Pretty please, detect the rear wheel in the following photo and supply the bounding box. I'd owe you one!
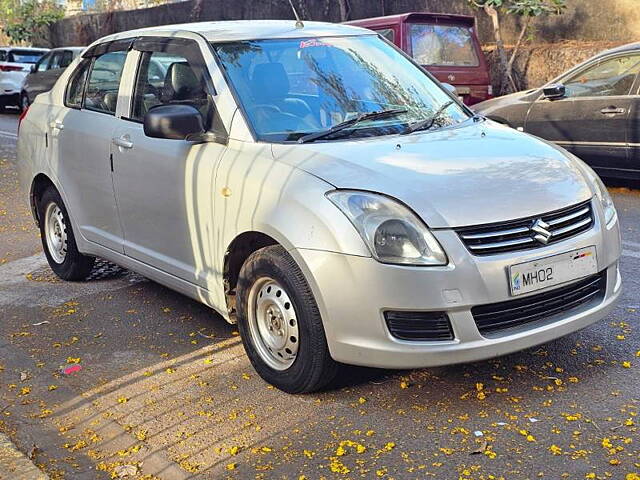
[19,92,30,112]
[236,245,338,393]
[38,186,94,280]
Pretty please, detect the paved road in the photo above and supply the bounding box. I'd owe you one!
[0,111,638,480]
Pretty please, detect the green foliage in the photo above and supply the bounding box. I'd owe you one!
[3,0,64,44]
[507,0,566,17]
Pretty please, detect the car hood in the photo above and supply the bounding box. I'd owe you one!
[271,120,592,228]
[474,88,537,114]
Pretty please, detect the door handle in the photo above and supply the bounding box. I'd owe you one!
[600,106,626,115]
[112,136,133,149]
[48,120,64,130]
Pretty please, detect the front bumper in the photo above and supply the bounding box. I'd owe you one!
[293,202,622,369]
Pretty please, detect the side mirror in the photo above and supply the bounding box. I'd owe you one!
[143,104,205,141]
[542,83,566,100]
[30,64,36,73]
[442,82,457,95]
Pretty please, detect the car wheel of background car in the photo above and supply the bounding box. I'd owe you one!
[236,245,339,393]
[38,186,95,281]
[20,92,30,112]
[0,97,6,113]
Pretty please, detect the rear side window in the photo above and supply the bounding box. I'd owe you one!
[60,50,74,68]
[49,51,64,70]
[409,24,479,67]
[85,51,127,115]
[36,53,51,72]
[65,59,91,108]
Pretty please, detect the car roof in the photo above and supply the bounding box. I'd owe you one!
[0,46,49,52]
[50,46,85,52]
[346,12,476,26]
[597,41,640,57]
[98,20,371,44]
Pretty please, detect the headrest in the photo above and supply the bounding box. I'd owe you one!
[250,62,290,99]
[164,62,201,100]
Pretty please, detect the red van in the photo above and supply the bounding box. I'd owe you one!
[346,12,492,105]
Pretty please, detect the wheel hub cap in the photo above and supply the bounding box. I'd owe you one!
[44,203,67,264]
[248,278,299,370]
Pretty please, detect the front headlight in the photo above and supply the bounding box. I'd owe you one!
[585,169,617,228]
[326,190,447,266]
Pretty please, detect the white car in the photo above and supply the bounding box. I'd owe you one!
[0,46,49,111]
[17,21,622,393]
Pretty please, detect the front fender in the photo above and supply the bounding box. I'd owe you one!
[215,140,371,259]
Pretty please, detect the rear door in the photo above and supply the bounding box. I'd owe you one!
[627,71,640,178]
[525,53,640,175]
[51,42,131,252]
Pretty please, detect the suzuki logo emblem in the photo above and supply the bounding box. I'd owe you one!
[531,219,552,245]
[448,74,456,82]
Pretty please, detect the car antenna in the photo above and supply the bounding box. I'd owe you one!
[288,0,304,29]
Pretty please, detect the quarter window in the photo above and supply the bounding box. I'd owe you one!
[65,59,91,108]
[563,54,640,98]
[376,28,395,43]
[85,51,127,115]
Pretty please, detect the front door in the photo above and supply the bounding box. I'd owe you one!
[525,53,640,176]
[52,49,128,252]
[111,39,228,287]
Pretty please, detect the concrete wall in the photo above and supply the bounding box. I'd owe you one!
[47,0,640,48]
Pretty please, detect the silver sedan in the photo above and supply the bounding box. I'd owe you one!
[17,20,621,393]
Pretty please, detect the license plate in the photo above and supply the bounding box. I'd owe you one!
[509,246,597,296]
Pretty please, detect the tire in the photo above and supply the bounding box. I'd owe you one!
[236,245,339,393]
[38,186,95,281]
[19,92,30,112]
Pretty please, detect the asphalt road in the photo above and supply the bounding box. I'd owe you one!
[0,111,638,480]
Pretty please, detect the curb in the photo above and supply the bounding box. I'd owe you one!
[0,433,49,480]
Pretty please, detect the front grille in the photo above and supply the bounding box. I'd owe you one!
[385,311,454,341]
[472,271,606,336]
[456,200,594,255]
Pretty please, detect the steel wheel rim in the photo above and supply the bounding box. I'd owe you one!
[247,277,300,371]
[44,202,67,264]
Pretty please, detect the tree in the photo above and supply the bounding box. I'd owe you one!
[3,0,64,45]
[468,0,566,94]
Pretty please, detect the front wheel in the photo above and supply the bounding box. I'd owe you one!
[236,245,338,393]
[38,186,95,280]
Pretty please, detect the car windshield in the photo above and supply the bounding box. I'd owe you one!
[409,24,479,67]
[8,50,47,64]
[213,35,470,142]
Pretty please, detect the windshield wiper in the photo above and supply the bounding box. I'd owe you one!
[402,100,455,135]
[297,108,407,144]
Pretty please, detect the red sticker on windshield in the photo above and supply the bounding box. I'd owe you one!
[299,39,327,48]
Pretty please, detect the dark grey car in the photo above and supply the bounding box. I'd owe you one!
[20,47,84,110]
[475,42,640,181]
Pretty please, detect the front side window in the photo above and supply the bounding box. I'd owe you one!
[65,59,91,108]
[563,54,640,98]
[131,50,212,123]
[85,51,127,115]
[409,24,479,67]
[214,35,469,142]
